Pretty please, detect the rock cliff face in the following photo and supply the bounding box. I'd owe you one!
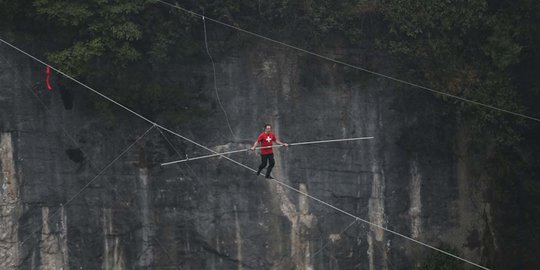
[0,44,493,269]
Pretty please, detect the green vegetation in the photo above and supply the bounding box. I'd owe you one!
[381,0,538,146]
[1,0,206,124]
[2,0,536,134]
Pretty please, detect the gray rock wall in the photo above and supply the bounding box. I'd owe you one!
[0,43,492,269]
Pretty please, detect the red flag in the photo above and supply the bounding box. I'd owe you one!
[45,65,52,90]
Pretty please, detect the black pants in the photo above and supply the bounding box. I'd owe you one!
[257,154,275,177]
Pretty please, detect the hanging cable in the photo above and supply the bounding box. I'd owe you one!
[12,125,155,255]
[155,0,540,123]
[202,15,238,140]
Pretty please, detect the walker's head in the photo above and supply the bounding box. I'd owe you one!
[263,124,271,133]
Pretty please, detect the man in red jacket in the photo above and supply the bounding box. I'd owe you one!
[250,124,288,178]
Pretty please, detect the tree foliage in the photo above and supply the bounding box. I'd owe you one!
[0,0,209,124]
[379,0,538,146]
[0,0,536,138]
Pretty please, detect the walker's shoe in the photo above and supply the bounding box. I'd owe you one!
[265,175,273,179]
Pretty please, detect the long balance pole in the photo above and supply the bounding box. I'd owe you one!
[161,136,374,166]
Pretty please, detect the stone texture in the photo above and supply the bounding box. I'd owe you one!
[0,43,493,269]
